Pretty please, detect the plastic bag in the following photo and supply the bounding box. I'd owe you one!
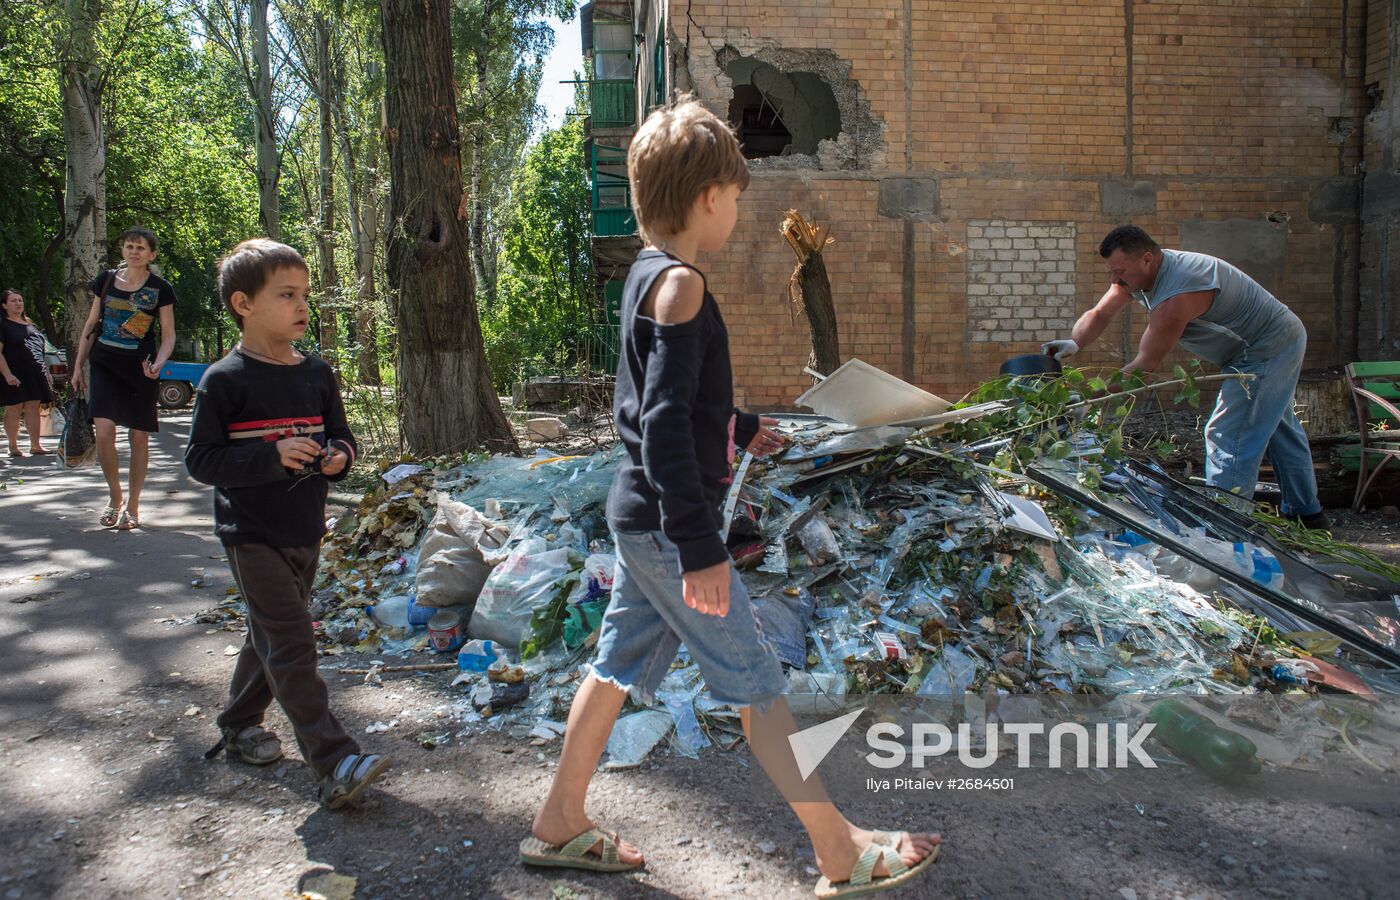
[1130,528,1285,593]
[468,538,575,646]
[414,497,512,609]
[798,515,840,564]
[40,404,65,438]
[57,395,95,468]
[916,644,978,698]
[582,552,616,594]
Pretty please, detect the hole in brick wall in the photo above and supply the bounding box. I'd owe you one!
[1266,211,1290,227]
[724,58,842,159]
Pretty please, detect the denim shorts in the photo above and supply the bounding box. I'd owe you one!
[590,530,787,708]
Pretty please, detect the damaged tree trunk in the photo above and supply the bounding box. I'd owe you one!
[782,210,840,376]
[379,0,518,457]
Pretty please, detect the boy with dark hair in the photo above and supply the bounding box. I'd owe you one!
[186,238,389,808]
[519,100,939,898]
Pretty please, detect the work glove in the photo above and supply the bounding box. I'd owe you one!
[1041,339,1079,360]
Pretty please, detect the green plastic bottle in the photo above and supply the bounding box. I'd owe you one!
[1147,700,1262,782]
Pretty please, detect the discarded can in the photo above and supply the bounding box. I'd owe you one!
[457,639,501,672]
[428,609,466,654]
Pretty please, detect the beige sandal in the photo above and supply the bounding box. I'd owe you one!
[519,827,643,873]
[814,841,939,898]
[99,505,121,528]
[117,509,140,530]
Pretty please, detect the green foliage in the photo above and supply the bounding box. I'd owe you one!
[454,0,576,307]
[484,110,593,389]
[1252,507,1400,582]
[947,367,1146,481]
[0,2,259,353]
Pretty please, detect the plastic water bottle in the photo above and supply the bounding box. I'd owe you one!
[1147,699,1261,782]
[368,595,411,630]
[406,595,435,627]
[1230,542,1285,590]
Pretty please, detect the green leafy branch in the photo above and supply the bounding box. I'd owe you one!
[939,366,1254,487]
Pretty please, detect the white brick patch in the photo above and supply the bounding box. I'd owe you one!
[964,220,1077,343]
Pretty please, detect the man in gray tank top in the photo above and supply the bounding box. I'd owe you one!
[1041,225,1326,528]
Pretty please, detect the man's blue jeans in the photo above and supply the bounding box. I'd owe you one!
[1204,314,1322,517]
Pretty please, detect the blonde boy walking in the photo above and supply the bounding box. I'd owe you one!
[519,100,940,898]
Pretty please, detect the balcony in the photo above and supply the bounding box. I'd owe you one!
[591,143,635,237]
[590,79,635,129]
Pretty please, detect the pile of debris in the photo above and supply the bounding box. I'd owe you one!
[303,359,1398,769]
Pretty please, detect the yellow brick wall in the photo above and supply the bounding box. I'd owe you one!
[671,1,1368,408]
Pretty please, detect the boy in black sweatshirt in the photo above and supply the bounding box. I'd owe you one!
[520,101,939,898]
[186,239,389,809]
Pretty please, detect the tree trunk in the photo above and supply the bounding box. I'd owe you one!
[252,0,279,239]
[60,0,107,362]
[315,14,339,372]
[468,3,493,310]
[798,256,840,375]
[34,230,64,341]
[781,210,841,375]
[354,169,381,385]
[379,0,518,456]
[333,64,381,386]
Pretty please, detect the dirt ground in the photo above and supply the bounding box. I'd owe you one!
[2,414,1399,900]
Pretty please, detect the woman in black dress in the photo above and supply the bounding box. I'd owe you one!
[70,227,177,529]
[1,288,53,457]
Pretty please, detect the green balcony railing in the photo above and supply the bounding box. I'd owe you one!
[593,206,636,237]
[591,142,635,237]
[591,79,635,128]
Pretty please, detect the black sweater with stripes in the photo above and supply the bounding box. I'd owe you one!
[185,349,356,547]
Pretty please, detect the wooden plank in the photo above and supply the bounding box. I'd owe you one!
[1361,381,1400,399]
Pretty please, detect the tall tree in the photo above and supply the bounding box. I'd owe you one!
[250,0,278,237]
[336,66,382,385]
[277,0,380,382]
[189,0,283,238]
[59,0,107,358]
[0,28,65,340]
[380,0,517,455]
[454,0,571,310]
[313,11,338,366]
[485,109,592,388]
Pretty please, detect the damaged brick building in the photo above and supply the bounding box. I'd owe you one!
[582,1,1400,407]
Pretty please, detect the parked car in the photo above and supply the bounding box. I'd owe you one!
[157,361,210,409]
[34,343,206,408]
[42,337,68,386]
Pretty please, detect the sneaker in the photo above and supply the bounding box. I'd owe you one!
[318,753,391,810]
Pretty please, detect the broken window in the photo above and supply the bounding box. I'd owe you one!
[724,58,842,159]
